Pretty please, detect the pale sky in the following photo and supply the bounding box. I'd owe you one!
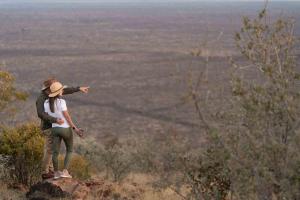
[1,0,300,4]
[0,0,300,3]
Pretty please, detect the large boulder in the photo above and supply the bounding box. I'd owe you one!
[26,178,90,200]
[26,178,144,200]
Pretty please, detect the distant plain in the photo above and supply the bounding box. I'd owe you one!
[0,1,299,138]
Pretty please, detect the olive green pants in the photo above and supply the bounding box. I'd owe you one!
[51,127,73,171]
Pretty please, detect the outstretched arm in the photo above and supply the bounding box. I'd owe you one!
[62,86,89,95]
[62,87,80,95]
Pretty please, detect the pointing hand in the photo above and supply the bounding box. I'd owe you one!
[80,86,89,94]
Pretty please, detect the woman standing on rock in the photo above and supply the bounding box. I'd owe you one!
[44,81,84,179]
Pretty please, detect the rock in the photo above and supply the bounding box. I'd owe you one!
[26,178,144,200]
[26,178,90,200]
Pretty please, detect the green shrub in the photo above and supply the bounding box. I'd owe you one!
[58,154,91,180]
[0,123,44,186]
[75,136,134,182]
[0,69,27,113]
[183,141,231,200]
[184,6,300,199]
[101,136,133,182]
[228,8,300,199]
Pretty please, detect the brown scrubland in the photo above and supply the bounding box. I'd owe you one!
[0,1,300,200]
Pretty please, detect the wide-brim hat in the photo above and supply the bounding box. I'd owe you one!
[48,82,66,97]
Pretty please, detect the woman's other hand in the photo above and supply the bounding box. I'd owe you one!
[74,127,84,138]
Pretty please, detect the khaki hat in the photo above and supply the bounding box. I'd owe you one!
[48,82,66,97]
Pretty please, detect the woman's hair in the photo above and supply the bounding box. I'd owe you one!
[49,95,60,113]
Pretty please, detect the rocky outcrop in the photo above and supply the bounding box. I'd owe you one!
[26,178,144,200]
[26,178,90,200]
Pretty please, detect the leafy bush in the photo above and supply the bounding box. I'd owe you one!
[75,135,134,182]
[0,68,27,113]
[183,135,231,200]
[144,130,231,200]
[0,123,44,186]
[228,8,300,199]
[58,154,91,180]
[185,6,300,200]
[101,136,133,182]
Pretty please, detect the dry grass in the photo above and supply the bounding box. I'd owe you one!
[0,182,25,200]
[86,173,186,200]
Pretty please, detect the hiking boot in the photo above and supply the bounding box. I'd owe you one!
[42,172,54,180]
[60,169,72,178]
[53,171,61,180]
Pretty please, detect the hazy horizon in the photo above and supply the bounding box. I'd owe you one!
[1,0,300,3]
